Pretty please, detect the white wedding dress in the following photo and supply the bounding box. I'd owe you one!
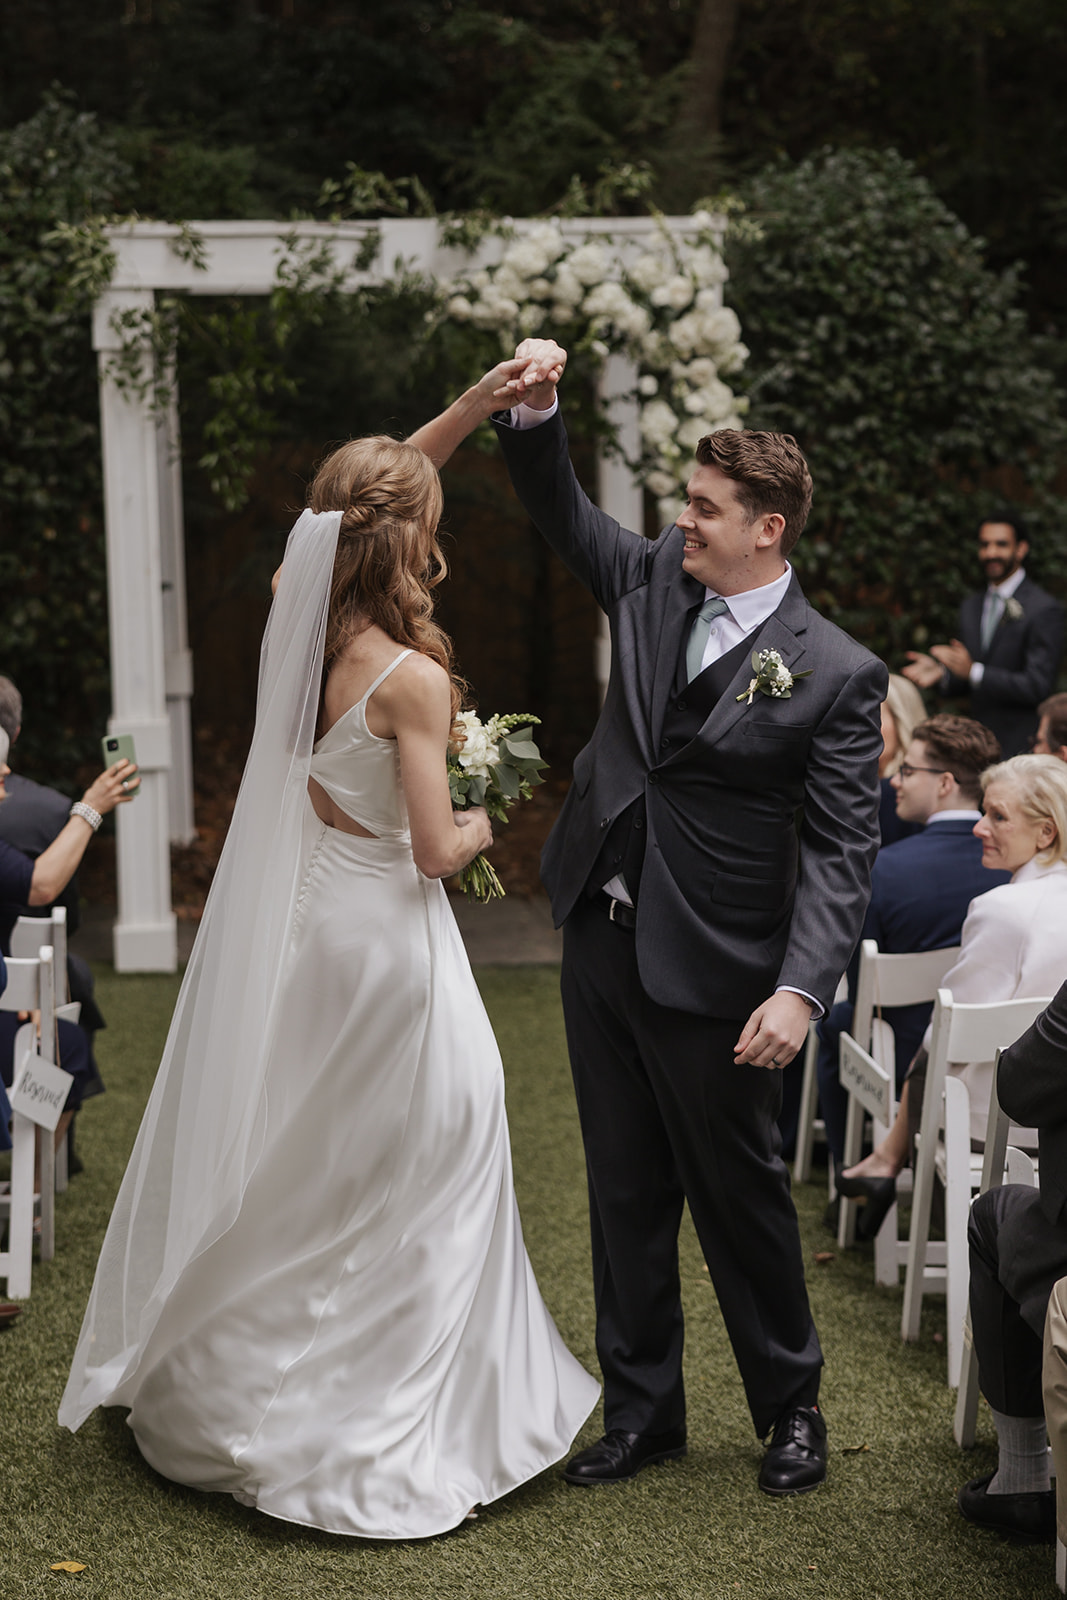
[59,514,597,1541]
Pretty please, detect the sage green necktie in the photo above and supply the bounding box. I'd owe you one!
[686,596,730,683]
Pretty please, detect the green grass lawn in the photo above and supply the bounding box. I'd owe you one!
[0,965,1054,1598]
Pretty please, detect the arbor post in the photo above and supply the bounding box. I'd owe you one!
[92,288,178,973]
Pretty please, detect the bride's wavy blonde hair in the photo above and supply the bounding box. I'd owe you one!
[308,436,466,723]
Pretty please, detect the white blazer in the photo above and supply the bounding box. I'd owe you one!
[922,855,1067,1139]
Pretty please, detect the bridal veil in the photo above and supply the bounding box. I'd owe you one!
[60,509,342,1429]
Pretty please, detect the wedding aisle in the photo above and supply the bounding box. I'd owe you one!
[0,963,1050,1599]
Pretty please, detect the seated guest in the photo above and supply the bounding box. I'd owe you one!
[838,754,1067,1234]
[777,674,932,1158]
[1034,692,1067,762]
[877,674,928,846]
[815,716,1006,1189]
[957,979,1067,1542]
[0,676,108,1107]
[0,726,136,1154]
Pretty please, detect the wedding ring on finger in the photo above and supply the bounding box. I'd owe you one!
[121,779,129,790]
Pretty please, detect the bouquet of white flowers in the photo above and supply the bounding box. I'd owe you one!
[447,711,548,901]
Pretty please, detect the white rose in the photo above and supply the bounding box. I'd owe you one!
[627,252,672,293]
[640,398,680,449]
[468,269,491,292]
[566,241,610,286]
[689,208,714,230]
[702,306,742,348]
[684,357,716,385]
[658,494,686,527]
[677,415,711,451]
[493,264,527,302]
[551,265,584,311]
[650,275,695,312]
[527,276,552,299]
[645,468,677,497]
[637,374,659,396]
[455,713,501,779]
[690,248,728,289]
[518,302,545,334]
[446,295,473,322]
[717,340,748,375]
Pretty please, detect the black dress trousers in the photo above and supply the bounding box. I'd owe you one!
[561,898,823,1440]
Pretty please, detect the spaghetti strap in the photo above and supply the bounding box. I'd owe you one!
[361,649,415,705]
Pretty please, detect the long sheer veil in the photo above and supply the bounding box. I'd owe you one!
[60,509,343,1430]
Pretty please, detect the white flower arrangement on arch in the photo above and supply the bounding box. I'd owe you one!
[440,212,750,528]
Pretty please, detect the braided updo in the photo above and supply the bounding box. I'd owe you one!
[308,436,466,723]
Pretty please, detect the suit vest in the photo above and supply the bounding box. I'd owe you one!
[587,616,770,902]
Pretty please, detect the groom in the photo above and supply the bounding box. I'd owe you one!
[493,339,886,1495]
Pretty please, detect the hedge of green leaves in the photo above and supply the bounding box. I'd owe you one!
[728,147,1067,665]
[0,94,121,781]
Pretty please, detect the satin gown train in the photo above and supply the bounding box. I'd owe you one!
[117,651,598,1538]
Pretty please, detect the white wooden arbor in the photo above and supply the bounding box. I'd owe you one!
[95,215,713,970]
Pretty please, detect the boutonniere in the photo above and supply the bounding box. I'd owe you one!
[737,648,813,706]
[1002,597,1024,624]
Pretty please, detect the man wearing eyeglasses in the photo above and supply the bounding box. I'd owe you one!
[816,714,1009,1198]
[902,511,1064,757]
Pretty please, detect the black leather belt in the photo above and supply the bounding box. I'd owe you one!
[597,892,637,930]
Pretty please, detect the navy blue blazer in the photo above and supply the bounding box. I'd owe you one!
[849,816,1010,1068]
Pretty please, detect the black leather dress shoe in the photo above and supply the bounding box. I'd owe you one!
[957,1473,1055,1543]
[562,1427,687,1485]
[758,1405,827,1496]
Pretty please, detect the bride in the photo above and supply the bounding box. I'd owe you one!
[59,357,598,1539]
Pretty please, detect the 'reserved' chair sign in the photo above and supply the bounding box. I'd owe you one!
[10,1046,73,1134]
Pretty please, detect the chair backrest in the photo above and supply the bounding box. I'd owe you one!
[0,947,57,1065]
[931,989,1052,1071]
[852,942,961,1054]
[0,956,41,1014]
[10,907,68,1004]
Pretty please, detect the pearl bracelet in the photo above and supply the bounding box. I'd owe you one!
[70,801,103,833]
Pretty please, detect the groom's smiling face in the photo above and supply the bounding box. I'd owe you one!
[677,465,785,596]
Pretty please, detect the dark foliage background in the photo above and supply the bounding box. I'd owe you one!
[1,2,1066,813]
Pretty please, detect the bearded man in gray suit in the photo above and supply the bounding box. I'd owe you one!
[414,338,886,1498]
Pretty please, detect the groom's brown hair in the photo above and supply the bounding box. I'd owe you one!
[695,430,813,556]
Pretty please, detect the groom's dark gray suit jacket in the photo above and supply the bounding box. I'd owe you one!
[494,409,887,1022]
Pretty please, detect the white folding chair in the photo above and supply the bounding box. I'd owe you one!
[902,990,1049,1387]
[836,942,960,1280]
[0,947,62,1297]
[954,1050,1040,1446]
[11,908,80,1191]
[794,973,849,1185]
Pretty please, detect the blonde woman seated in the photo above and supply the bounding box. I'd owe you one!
[838,754,1067,1232]
[878,673,928,846]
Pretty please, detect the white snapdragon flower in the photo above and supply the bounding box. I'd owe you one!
[650,275,695,312]
[566,241,610,286]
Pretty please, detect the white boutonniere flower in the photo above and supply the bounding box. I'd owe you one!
[1003,597,1024,624]
[737,648,814,706]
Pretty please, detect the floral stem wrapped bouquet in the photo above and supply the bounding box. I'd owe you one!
[448,711,548,902]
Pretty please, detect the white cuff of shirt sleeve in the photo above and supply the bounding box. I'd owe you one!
[776,985,823,1021]
[510,396,559,429]
[969,662,985,686]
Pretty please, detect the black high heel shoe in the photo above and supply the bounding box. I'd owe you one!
[835,1173,897,1240]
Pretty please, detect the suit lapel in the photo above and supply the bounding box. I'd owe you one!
[651,567,705,738]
